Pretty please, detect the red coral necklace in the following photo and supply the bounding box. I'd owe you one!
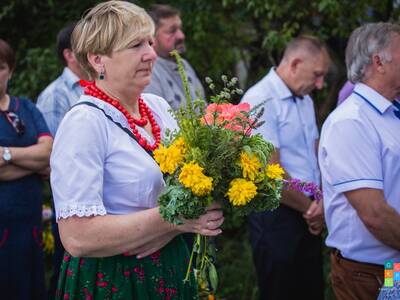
[82,81,161,151]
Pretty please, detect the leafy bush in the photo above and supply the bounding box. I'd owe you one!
[10,47,61,101]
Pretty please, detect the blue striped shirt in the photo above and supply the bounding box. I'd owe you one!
[36,67,83,136]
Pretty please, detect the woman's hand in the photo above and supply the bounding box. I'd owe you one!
[124,230,178,259]
[177,202,224,236]
[37,166,51,180]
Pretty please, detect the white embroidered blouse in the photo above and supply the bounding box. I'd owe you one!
[50,93,178,220]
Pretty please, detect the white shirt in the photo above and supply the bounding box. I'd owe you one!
[319,83,400,264]
[50,93,178,220]
[241,68,320,185]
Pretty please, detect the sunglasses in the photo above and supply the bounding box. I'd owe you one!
[3,111,25,136]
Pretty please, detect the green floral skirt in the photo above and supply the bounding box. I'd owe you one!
[55,236,198,300]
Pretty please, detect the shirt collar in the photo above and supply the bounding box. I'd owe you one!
[267,68,297,101]
[353,83,393,114]
[62,67,80,89]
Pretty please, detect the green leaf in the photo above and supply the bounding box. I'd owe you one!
[208,262,218,292]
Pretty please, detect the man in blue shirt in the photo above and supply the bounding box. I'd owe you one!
[320,22,400,300]
[241,35,330,300]
[36,22,86,299]
[37,22,86,136]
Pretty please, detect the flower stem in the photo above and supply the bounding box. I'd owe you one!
[184,233,199,282]
[200,236,207,270]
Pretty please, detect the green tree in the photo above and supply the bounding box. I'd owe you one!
[0,0,98,99]
[170,0,400,122]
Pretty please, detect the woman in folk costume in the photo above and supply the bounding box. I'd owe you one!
[51,1,224,299]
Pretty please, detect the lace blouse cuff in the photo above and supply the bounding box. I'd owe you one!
[56,204,107,220]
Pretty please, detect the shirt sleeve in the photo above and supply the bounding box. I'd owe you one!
[22,98,52,138]
[319,118,383,193]
[50,106,108,220]
[253,98,280,148]
[37,91,71,137]
[308,98,319,140]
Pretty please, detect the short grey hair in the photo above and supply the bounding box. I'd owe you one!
[346,22,400,83]
[282,35,328,60]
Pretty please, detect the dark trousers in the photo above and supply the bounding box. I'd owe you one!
[47,216,64,300]
[330,250,383,300]
[249,205,324,300]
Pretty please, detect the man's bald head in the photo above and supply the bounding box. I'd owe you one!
[282,35,328,62]
[277,35,330,96]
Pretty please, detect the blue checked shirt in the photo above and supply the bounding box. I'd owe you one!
[36,67,83,136]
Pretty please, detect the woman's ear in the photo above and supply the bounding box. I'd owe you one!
[87,53,103,74]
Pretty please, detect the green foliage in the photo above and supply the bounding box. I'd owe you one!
[158,181,208,225]
[184,0,400,87]
[11,47,61,100]
[1,0,98,100]
[2,0,400,113]
[245,134,274,166]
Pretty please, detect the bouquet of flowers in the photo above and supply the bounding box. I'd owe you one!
[154,51,321,297]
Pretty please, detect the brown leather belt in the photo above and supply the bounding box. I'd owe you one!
[331,248,383,268]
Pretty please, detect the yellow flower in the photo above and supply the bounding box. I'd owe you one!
[43,224,54,254]
[179,161,213,196]
[240,151,261,181]
[266,164,285,180]
[173,136,186,153]
[226,178,257,206]
[154,137,186,174]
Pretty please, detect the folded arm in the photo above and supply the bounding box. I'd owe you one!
[0,136,53,172]
[0,164,34,181]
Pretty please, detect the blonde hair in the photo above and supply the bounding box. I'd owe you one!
[72,0,155,79]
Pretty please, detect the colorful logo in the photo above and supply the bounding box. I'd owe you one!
[384,260,400,288]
